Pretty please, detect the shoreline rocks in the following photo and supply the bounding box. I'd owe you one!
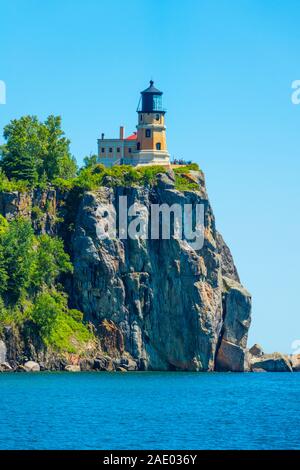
[246,345,294,372]
[1,350,299,373]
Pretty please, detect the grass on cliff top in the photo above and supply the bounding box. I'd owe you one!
[52,162,201,192]
[0,161,201,193]
[53,165,169,191]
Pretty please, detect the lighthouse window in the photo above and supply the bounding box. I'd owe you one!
[140,114,143,121]
[145,129,151,138]
[156,114,160,121]
[117,147,120,153]
[137,142,140,150]
[128,148,132,153]
[101,147,105,153]
[109,148,112,153]
[156,143,161,150]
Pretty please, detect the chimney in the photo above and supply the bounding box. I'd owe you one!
[101,133,105,140]
[119,126,124,140]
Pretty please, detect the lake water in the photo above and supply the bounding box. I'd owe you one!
[0,372,299,450]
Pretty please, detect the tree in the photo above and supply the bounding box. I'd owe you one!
[83,153,98,169]
[0,115,77,185]
[43,115,77,180]
[2,218,35,302]
[30,290,66,336]
[0,116,44,185]
[30,234,73,292]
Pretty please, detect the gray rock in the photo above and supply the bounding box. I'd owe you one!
[156,170,175,189]
[120,357,137,371]
[289,354,300,372]
[79,358,95,371]
[215,277,251,372]
[24,361,40,372]
[250,353,293,372]
[0,362,12,372]
[64,365,81,372]
[215,340,245,372]
[71,182,252,372]
[0,175,252,373]
[15,365,28,372]
[249,343,264,357]
[216,233,240,283]
[252,367,267,373]
[93,356,114,371]
[0,340,7,363]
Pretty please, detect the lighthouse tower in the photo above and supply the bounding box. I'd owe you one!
[133,80,170,166]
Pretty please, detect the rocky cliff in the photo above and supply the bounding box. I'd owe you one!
[0,169,253,372]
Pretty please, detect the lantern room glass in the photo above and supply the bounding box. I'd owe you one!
[153,94,162,111]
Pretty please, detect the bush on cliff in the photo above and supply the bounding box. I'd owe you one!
[30,290,93,353]
[173,164,200,191]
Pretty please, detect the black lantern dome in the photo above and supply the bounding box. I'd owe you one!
[138,80,165,113]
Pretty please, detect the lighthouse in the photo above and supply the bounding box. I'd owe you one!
[98,81,170,167]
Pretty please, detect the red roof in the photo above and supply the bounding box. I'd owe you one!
[125,132,137,141]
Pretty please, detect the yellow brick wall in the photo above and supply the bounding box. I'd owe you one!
[137,113,167,152]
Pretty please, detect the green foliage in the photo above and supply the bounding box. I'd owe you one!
[0,245,8,295]
[0,116,43,185]
[173,163,199,174]
[0,301,11,328]
[83,154,98,169]
[46,310,92,353]
[137,165,167,185]
[30,290,92,353]
[31,206,44,221]
[0,215,92,354]
[2,218,35,303]
[52,177,75,192]
[0,169,30,192]
[174,175,199,191]
[52,163,198,193]
[30,290,64,336]
[69,164,168,191]
[0,214,8,236]
[30,234,73,292]
[0,115,77,186]
[173,164,200,191]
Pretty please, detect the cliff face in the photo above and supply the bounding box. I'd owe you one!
[70,171,251,371]
[0,170,252,371]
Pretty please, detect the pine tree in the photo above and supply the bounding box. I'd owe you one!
[1,150,38,185]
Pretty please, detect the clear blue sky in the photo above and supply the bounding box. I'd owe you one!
[1,0,300,353]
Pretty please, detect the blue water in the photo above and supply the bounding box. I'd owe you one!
[0,372,299,450]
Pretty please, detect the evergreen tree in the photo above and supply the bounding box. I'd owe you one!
[0,115,77,185]
[0,116,45,185]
